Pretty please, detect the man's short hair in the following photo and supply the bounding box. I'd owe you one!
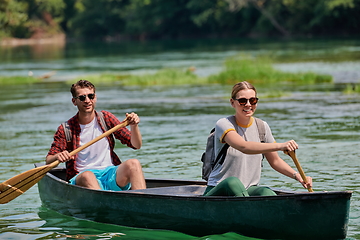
[70,80,95,97]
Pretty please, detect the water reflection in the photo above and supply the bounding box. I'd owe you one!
[1,38,359,83]
[37,208,196,240]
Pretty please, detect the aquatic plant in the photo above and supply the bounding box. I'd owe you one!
[343,84,360,94]
[208,55,333,85]
[3,55,333,92]
[121,68,207,86]
[70,73,131,85]
[70,68,207,86]
[0,76,39,85]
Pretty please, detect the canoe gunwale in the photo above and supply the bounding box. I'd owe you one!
[40,164,352,202]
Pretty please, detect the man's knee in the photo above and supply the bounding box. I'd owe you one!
[79,171,96,180]
[124,159,143,171]
[76,171,98,188]
[116,159,143,179]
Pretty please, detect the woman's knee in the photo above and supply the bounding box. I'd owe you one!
[248,186,276,196]
[224,176,242,188]
[221,177,248,197]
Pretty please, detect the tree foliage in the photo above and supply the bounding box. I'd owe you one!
[0,0,359,40]
[0,0,65,38]
[0,0,28,38]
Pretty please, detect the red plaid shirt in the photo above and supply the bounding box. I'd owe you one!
[47,110,135,180]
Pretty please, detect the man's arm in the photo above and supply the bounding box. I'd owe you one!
[46,125,73,164]
[46,151,74,164]
[126,112,142,149]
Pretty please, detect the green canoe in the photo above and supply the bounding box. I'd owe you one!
[36,164,352,240]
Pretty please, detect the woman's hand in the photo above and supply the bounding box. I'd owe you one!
[295,173,313,190]
[280,140,298,152]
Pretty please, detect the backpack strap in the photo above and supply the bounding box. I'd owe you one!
[98,111,109,132]
[254,117,266,161]
[98,111,116,147]
[217,143,230,166]
[254,117,266,143]
[211,128,229,167]
[216,116,236,166]
[61,121,72,151]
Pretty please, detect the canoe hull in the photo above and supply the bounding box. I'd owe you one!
[37,167,351,240]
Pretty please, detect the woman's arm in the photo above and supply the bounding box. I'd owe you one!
[265,151,313,189]
[224,130,298,154]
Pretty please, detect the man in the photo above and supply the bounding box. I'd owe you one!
[46,80,146,191]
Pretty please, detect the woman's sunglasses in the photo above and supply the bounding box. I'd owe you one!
[74,93,95,101]
[233,97,259,105]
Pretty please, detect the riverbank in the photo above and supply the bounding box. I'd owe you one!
[0,34,65,47]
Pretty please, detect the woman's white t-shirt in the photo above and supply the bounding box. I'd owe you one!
[207,116,275,188]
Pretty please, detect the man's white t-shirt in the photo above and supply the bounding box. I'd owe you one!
[76,117,113,172]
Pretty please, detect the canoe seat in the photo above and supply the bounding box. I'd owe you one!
[127,185,207,196]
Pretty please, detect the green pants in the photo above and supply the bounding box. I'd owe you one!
[203,176,276,197]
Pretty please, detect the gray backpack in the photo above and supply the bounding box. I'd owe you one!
[201,116,265,181]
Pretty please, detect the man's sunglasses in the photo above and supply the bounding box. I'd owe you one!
[74,93,95,101]
[233,97,259,105]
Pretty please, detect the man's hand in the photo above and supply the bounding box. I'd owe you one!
[126,112,140,126]
[54,151,74,163]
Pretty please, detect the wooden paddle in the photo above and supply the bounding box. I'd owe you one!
[286,150,314,192]
[0,119,129,204]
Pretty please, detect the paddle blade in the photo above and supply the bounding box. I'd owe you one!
[0,162,58,204]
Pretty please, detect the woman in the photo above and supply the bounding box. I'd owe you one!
[204,81,312,197]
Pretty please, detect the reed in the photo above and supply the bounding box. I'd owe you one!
[0,76,39,85]
[343,84,360,94]
[121,68,207,86]
[68,73,130,85]
[4,55,332,90]
[71,68,207,86]
[208,56,333,85]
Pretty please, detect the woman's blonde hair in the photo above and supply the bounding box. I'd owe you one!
[231,81,257,99]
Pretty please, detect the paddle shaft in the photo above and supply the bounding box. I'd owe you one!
[287,151,314,192]
[49,118,130,168]
[0,118,129,203]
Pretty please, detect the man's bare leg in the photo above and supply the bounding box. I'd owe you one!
[75,171,101,190]
[116,159,146,190]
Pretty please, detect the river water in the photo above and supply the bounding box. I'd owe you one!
[0,38,359,239]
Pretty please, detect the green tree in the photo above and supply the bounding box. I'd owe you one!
[25,0,66,38]
[70,0,128,39]
[122,0,196,39]
[274,0,360,36]
[0,0,28,38]
[2,0,360,40]
[224,0,360,37]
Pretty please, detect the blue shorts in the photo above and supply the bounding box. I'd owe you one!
[69,165,131,191]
